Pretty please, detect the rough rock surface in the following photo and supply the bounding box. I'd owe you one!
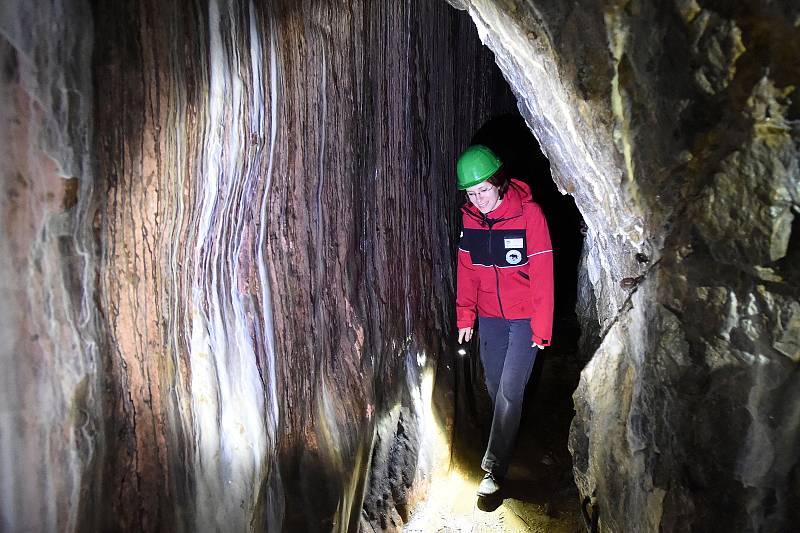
[1,0,513,531]
[452,0,799,531]
[0,3,100,531]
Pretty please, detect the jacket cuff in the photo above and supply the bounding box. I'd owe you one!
[532,333,551,346]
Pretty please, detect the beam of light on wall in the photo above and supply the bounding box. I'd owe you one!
[404,352,478,530]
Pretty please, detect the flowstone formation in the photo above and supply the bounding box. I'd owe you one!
[451,0,799,530]
[2,0,514,531]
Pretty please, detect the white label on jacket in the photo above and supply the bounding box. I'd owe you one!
[504,238,523,248]
[506,250,522,264]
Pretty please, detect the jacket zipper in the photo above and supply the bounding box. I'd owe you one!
[485,218,507,319]
[494,265,506,318]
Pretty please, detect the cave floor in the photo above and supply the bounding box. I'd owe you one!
[406,314,585,532]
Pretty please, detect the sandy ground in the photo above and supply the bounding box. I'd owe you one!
[403,461,582,533]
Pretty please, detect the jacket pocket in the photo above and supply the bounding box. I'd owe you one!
[517,270,530,281]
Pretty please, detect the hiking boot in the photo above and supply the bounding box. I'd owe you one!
[477,473,501,497]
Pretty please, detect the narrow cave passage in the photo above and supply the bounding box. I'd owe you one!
[6,0,796,532]
[9,0,594,530]
[0,0,601,527]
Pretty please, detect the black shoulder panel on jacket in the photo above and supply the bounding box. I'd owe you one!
[461,228,528,267]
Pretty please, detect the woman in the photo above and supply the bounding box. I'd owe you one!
[455,144,554,497]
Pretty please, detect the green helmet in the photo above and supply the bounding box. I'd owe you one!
[456,145,502,190]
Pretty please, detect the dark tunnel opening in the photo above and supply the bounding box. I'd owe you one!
[439,111,589,526]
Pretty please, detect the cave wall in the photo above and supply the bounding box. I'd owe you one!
[92,0,515,530]
[1,0,514,531]
[451,0,799,530]
[0,2,100,531]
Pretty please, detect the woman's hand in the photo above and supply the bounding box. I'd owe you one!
[532,342,545,350]
[458,327,473,344]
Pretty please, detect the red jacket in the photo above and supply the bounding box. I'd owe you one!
[456,179,554,346]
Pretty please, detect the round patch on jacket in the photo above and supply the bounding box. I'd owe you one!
[506,249,522,265]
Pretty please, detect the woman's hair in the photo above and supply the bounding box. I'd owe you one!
[487,166,510,198]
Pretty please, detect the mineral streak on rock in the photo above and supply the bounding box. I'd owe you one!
[456,0,800,531]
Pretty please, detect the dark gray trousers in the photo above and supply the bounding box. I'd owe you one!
[478,316,539,478]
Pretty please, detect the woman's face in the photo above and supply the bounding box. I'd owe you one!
[466,181,501,214]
